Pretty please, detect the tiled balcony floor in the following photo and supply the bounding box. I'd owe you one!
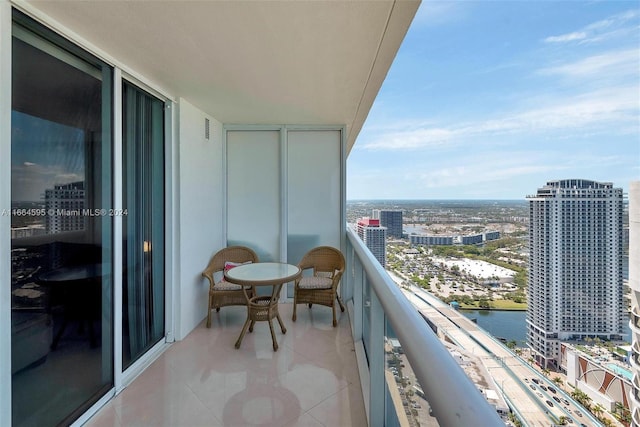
[85,303,366,427]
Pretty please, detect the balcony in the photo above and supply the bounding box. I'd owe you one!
[83,229,502,427]
[632,341,640,371]
[85,303,365,427]
[631,306,640,333]
[633,373,640,405]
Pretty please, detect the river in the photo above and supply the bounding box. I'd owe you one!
[460,255,630,346]
[460,309,632,347]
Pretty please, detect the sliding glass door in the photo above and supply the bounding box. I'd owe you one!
[122,82,165,369]
[9,11,167,425]
[10,11,113,426]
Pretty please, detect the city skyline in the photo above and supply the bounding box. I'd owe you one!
[347,1,639,200]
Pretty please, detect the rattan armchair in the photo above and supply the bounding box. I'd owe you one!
[202,246,259,328]
[292,246,345,327]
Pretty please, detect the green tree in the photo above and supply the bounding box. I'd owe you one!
[614,401,632,426]
[592,403,604,419]
[478,299,491,309]
[513,270,527,288]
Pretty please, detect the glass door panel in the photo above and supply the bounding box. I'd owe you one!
[122,82,165,369]
[11,13,113,426]
[286,130,342,297]
[226,130,281,262]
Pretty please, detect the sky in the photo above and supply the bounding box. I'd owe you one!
[347,0,640,200]
[12,111,85,201]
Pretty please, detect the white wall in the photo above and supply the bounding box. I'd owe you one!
[630,181,640,301]
[176,98,224,340]
[630,181,640,421]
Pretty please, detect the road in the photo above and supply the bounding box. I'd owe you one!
[389,271,604,427]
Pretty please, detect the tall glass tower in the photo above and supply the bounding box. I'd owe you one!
[373,209,403,239]
[356,218,387,268]
[526,179,624,369]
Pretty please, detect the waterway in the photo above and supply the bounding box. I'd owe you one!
[460,309,632,347]
[460,309,528,346]
[460,255,630,346]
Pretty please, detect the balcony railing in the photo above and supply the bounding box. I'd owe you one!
[633,374,640,405]
[631,306,640,332]
[343,227,504,426]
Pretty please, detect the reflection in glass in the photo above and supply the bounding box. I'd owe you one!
[122,82,165,369]
[11,13,113,426]
[385,321,437,426]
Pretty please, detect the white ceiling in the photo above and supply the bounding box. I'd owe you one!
[23,0,419,152]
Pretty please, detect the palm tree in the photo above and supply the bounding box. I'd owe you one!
[570,389,581,400]
[542,368,551,377]
[600,418,614,427]
[613,401,632,426]
[552,377,563,386]
[571,388,592,409]
[592,403,604,419]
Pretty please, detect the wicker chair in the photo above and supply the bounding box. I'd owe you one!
[202,246,259,328]
[292,246,345,327]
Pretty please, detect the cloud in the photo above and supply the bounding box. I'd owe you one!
[545,32,587,43]
[361,84,638,151]
[544,9,639,44]
[538,48,640,78]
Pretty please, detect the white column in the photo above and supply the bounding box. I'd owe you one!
[630,181,640,427]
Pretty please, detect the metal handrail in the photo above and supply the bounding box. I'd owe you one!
[346,228,503,426]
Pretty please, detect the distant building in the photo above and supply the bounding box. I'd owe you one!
[44,181,85,234]
[11,225,45,239]
[410,235,454,246]
[461,234,483,245]
[484,231,500,242]
[527,179,624,369]
[356,218,387,267]
[373,209,403,238]
[560,343,632,414]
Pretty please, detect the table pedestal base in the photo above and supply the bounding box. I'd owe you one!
[235,294,286,351]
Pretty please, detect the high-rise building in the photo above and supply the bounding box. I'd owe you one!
[628,181,639,426]
[44,181,85,234]
[373,209,403,238]
[356,218,387,267]
[526,179,624,369]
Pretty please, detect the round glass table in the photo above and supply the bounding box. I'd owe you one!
[224,262,301,351]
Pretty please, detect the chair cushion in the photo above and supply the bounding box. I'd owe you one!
[213,280,243,291]
[224,260,252,271]
[298,276,332,290]
[216,261,252,289]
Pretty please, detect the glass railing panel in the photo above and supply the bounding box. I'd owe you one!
[345,227,503,427]
[633,310,640,329]
[363,276,372,364]
[385,320,440,427]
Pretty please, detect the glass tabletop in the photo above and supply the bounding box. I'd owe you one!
[224,262,300,286]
